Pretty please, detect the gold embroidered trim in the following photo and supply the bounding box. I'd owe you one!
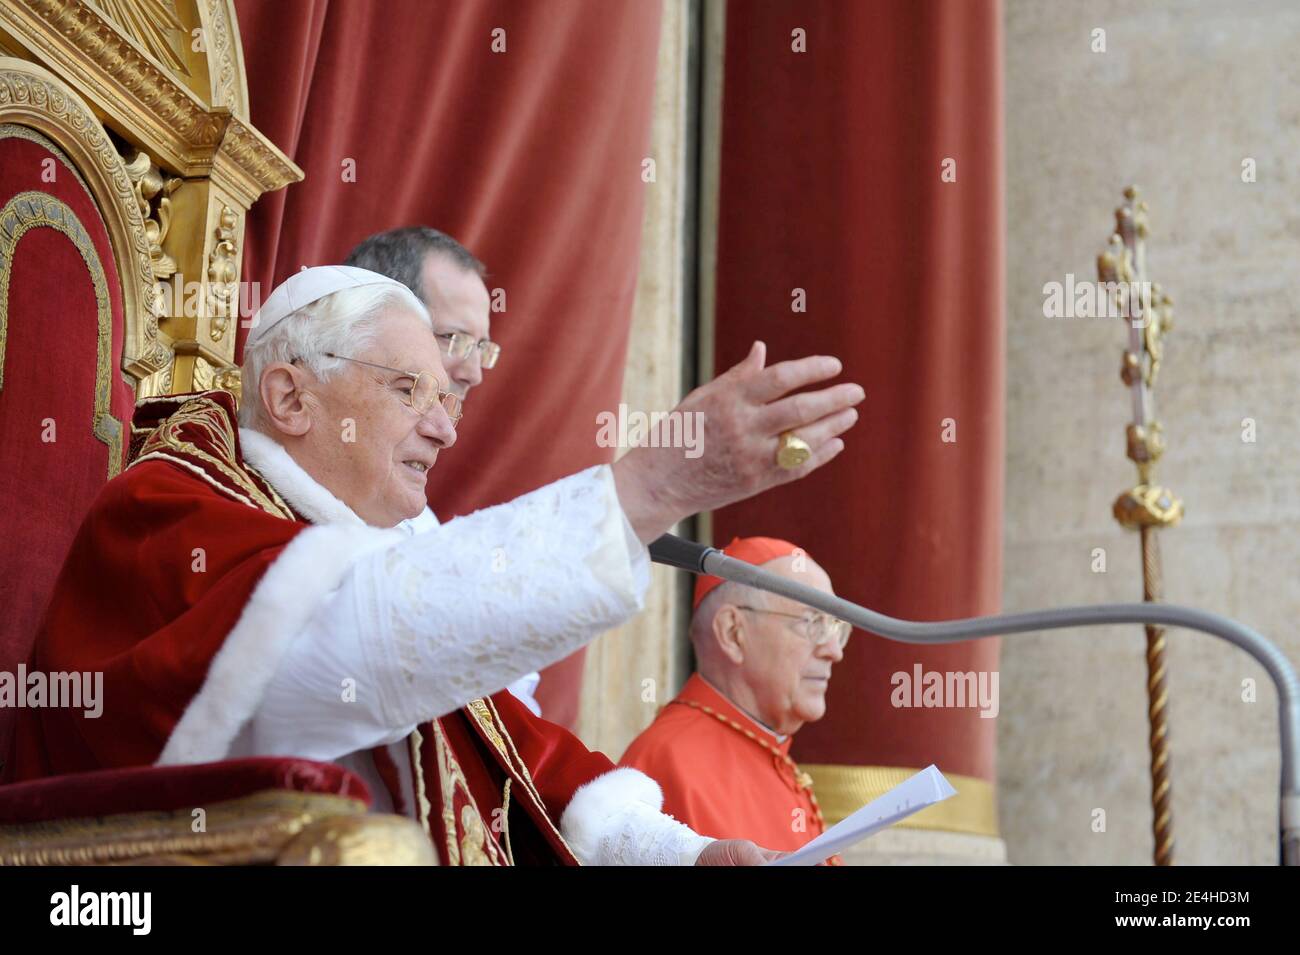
[409,727,433,847]
[501,778,515,866]
[240,461,293,516]
[459,804,490,866]
[0,189,121,475]
[129,395,293,518]
[481,697,547,806]
[427,720,501,866]
[670,697,829,833]
[131,450,262,511]
[481,696,577,860]
[466,698,508,759]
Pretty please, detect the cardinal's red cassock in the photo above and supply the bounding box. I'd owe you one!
[621,673,834,856]
[4,391,712,865]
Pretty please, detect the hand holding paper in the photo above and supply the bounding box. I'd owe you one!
[768,764,957,866]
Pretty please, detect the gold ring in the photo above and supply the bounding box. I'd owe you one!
[776,431,812,470]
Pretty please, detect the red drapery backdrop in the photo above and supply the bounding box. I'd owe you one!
[711,0,1005,828]
[232,0,664,729]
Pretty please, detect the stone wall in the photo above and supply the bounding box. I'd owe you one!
[1001,0,1300,864]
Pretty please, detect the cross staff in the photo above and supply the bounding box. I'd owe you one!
[1097,186,1181,866]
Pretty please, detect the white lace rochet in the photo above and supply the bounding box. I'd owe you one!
[245,464,649,757]
[233,448,708,865]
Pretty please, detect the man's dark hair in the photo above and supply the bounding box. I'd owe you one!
[344,226,486,300]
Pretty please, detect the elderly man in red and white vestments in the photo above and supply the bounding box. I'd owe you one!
[3,267,864,865]
[346,225,544,717]
[621,536,849,860]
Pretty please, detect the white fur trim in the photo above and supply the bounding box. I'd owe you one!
[560,767,664,860]
[239,428,365,527]
[156,522,399,765]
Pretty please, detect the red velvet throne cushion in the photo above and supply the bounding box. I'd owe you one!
[0,128,136,759]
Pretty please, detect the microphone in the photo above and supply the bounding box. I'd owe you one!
[647,534,718,573]
[648,533,1300,866]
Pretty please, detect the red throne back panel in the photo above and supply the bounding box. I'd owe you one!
[0,126,133,756]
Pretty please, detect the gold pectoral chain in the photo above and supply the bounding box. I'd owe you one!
[669,698,829,836]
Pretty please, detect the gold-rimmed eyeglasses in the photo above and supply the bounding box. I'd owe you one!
[436,332,501,369]
[293,353,463,425]
[735,605,852,649]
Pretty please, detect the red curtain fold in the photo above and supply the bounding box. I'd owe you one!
[232,0,664,727]
[711,0,1005,783]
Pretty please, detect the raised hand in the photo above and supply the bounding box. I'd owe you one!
[612,341,864,543]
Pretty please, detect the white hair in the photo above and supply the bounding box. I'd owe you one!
[689,579,772,648]
[238,282,431,427]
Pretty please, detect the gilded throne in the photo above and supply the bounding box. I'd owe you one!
[0,0,430,865]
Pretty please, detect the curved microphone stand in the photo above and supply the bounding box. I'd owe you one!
[649,534,1300,865]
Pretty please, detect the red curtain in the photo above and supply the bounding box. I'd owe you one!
[232,0,664,728]
[711,1,1005,786]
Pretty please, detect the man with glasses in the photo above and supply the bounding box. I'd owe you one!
[341,229,547,717]
[344,227,498,403]
[621,536,849,858]
[6,266,865,867]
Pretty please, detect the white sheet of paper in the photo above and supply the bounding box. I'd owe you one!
[768,764,957,866]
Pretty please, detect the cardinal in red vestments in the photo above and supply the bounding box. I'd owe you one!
[2,266,865,865]
[621,537,850,861]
